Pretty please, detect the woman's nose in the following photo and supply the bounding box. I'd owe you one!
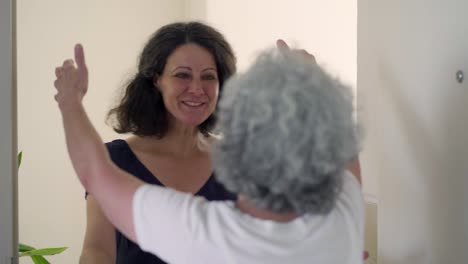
[187,79,204,95]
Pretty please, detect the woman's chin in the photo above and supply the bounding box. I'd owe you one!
[178,115,209,127]
[170,108,213,128]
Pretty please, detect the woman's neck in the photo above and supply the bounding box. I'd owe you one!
[129,122,202,158]
[235,195,300,223]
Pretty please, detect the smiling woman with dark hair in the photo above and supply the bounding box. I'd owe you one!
[107,22,236,138]
[54,42,364,264]
[79,21,237,264]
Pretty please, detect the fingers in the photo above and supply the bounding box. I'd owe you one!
[53,44,89,105]
[299,49,316,63]
[55,59,75,80]
[277,39,317,64]
[276,39,290,52]
[61,59,75,73]
[74,44,87,70]
[62,59,74,67]
[55,67,62,78]
[54,44,88,79]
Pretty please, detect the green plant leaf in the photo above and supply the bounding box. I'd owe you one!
[18,151,22,169]
[19,243,35,252]
[19,247,68,257]
[31,255,50,264]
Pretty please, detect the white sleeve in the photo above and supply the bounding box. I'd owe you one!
[337,170,365,240]
[132,184,208,263]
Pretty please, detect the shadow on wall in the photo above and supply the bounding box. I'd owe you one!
[376,59,432,263]
[377,57,468,263]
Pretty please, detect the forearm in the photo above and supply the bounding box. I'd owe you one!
[55,45,141,242]
[60,103,109,190]
[60,102,142,242]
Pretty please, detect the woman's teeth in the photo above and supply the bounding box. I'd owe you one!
[183,101,203,107]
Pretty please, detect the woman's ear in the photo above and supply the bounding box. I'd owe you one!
[153,74,160,89]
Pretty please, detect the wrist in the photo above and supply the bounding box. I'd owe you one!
[58,97,84,114]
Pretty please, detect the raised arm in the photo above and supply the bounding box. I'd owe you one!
[54,44,143,242]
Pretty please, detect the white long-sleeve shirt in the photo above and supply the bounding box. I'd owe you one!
[133,171,364,264]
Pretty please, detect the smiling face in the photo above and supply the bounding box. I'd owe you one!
[155,43,219,128]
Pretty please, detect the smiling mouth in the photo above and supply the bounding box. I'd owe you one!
[182,101,205,107]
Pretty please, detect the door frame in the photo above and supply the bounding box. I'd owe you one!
[0,0,18,263]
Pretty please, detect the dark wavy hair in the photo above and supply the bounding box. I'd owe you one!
[107,22,237,137]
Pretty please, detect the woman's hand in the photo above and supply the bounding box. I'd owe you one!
[276,39,316,63]
[54,44,89,110]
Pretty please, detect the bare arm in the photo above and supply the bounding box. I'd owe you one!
[54,44,142,243]
[346,156,362,185]
[79,196,116,264]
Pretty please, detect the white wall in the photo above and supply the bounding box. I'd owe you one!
[17,1,185,262]
[204,0,356,84]
[358,0,468,263]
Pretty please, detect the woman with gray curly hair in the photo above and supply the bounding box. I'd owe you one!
[54,41,363,264]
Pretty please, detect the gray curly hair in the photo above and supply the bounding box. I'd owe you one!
[213,49,361,214]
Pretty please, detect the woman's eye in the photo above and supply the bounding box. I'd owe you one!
[175,73,191,79]
[202,75,217,80]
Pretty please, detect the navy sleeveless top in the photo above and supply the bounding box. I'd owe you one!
[104,139,236,264]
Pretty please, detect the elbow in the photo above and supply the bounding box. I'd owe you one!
[76,159,114,195]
